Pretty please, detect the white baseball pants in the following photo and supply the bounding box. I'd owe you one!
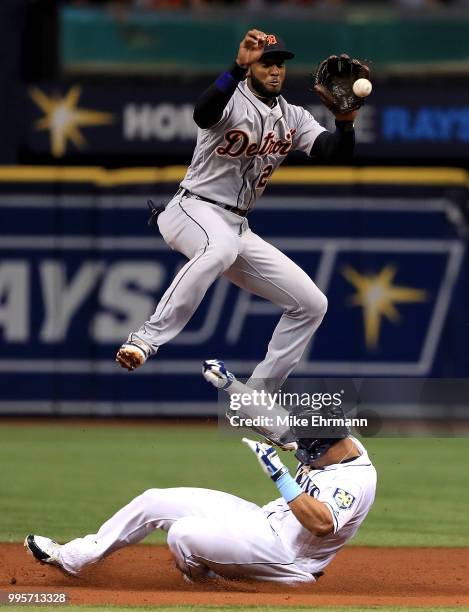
[136,193,327,385]
[57,487,314,583]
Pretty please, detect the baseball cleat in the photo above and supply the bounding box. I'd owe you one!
[24,534,74,575]
[202,359,235,390]
[116,333,153,371]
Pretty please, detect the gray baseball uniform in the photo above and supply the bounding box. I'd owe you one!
[181,80,325,211]
[134,80,328,386]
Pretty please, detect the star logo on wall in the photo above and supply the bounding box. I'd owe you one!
[342,264,428,350]
[30,85,115,158]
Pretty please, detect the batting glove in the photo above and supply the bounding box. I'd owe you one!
[202,359,235,390]
[242,437,289,481]
[243,437,303,503]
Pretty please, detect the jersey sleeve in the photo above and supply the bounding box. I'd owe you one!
[316,479,363,534]
[291,106,327,154]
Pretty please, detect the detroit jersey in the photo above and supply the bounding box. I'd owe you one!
[263,437,377,575]
[181,80,326,212]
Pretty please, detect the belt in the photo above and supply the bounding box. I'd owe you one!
[178,187,248,218]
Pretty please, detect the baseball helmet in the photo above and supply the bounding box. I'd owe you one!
[291,405,350,464]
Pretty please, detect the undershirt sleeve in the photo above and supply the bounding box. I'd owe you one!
[309,120,355,162]
[193,63,248,129]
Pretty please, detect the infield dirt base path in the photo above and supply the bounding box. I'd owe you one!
[2,544,469,607]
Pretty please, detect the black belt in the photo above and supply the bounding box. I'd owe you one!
[178,187,248,218]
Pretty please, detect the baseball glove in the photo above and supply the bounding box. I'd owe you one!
[313,53,370,114]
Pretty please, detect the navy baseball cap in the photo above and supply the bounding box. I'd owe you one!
[261,34,295,60]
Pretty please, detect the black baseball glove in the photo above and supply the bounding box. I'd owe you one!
[313,53,370,115]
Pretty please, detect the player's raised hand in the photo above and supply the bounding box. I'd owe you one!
[236,29,267,69]
[242,438,289,481]
[202,359,235,389]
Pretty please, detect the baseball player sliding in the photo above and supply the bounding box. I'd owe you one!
[116,30,367,386]
[25,364,377,583]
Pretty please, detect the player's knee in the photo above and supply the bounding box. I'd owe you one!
[168,518,212,580]
[133,488,163,517]
[167,517,206,557]
[297,288,328,321]
[140,487,161,500]
[313,291,328,319]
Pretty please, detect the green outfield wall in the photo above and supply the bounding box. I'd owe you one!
[61,7,469,75]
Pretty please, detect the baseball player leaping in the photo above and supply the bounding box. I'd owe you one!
[25,364,376,583]
[116,30,362,384]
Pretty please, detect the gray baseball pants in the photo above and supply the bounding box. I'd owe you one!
[135,192,327,385]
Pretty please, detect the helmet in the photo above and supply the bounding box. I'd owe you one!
[291,405,350,464]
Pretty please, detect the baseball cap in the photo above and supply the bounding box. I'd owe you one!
[261,34,295,60]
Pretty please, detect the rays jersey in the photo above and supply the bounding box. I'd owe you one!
[262,437,377,575]
[181,80,326,212]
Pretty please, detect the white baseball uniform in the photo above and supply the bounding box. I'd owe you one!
[55,438,376,583]
[134,80,328,385]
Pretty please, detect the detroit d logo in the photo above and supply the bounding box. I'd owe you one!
[265,35,278,46]
[333,488,355,510]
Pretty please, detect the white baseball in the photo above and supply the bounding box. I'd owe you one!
[353,78,372,98]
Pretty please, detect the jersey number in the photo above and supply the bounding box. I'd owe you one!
[256,165,274,189]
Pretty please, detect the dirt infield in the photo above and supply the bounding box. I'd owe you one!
[1,544,469,608]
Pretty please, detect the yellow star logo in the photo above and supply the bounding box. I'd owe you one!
[30,86,114,158]
[342,264,428,350]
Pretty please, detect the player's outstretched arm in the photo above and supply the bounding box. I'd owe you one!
[308,53,372,161]
[310,121,355,163]
[242,438,334,537]
[193,29,266,129]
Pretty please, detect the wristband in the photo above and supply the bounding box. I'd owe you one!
[231,62,249,80]
[274,470,303,503]
[215,63,248,94]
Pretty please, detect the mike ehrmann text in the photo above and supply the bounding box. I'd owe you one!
[227,414,368,428]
